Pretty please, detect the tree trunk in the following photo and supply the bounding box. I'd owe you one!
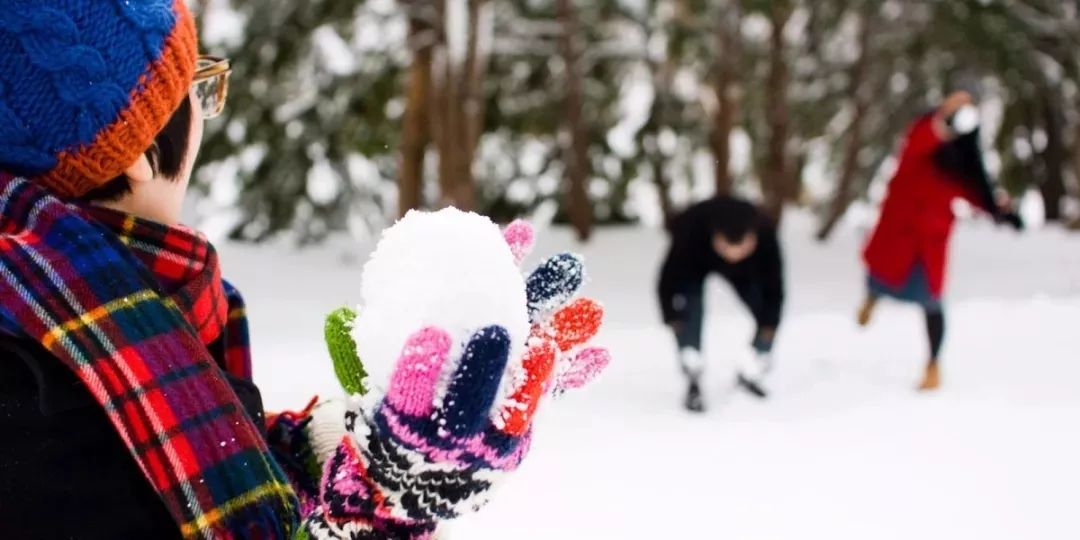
[649,4,678,231]
[557,0,592,241]
[433,0,480,211]
[463,0,490,179]
[762,1,793,222]
[431,1,452,207]
[652,156,675,231]
[1039,88,1066,222]
[446,0,489,211]
[398,16,434,218]
[817,7,874,241]
[1073,120,1080,220]
[428,0,491,212]
[651,61,676,229]
[712,2,742,197]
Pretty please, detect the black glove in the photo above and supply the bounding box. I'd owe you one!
[996,211,1024,231]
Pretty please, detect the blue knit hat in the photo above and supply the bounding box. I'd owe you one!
[0,0,198,197]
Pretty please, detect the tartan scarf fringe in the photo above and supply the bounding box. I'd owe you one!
[0,174,298,538]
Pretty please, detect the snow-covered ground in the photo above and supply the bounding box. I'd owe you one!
[220,212,1080,540]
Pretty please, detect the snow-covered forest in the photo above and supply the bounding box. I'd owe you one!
[189,0,1080,243]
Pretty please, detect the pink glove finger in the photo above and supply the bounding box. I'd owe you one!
[500,339,557,436]
[556,347,611,392]
[549,297,604,352]
[503,219,535,265]
[385,327,453,417]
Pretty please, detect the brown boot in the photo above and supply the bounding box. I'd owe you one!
[917,362,940,391]
[857,296,878,327]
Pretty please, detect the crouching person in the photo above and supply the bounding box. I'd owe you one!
[658,196,785,411]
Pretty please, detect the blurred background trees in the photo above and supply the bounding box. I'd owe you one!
[190,0,1080,243]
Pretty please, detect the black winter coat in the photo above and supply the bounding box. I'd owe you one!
[0,337,266,539]
[657,197,785,328]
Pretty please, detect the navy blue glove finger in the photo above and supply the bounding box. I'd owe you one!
[441,326,511,438]
[525,253,584,322]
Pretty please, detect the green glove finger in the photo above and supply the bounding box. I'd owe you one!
[296,523,312,540]
[325,306,368,396]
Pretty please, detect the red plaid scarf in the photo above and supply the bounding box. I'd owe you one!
[82,205,253,380]
[0,174,297,538]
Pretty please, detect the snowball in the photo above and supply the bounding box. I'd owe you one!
[951,104,980,135]
[352,209,529,390]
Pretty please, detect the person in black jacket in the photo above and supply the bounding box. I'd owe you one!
[658,196,785,411]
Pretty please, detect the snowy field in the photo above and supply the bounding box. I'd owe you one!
[219,211,1080,540]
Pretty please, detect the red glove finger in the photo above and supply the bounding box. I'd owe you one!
[549,297,604,352]
[499,339,557,436]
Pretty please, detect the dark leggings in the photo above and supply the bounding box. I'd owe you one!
[673,285,774,354]
[674,287,706,351]
[926,310,945,362]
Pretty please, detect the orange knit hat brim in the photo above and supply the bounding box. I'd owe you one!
[35,0,198,199]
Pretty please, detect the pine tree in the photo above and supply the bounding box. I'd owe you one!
[193,0,406,243]
[190,0,1080,243]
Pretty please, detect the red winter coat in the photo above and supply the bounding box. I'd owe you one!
[863,115,983,298]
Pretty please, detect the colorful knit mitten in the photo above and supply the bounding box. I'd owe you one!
[302,219,610,540]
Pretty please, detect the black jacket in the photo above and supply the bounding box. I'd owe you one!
[657,197,785,328]
[0,337,266,539]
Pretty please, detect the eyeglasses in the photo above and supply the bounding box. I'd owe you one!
[192,56,231,119]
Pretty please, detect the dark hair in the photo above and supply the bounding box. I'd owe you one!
[708,196,759,241]
[80,97,194,202]
[934,129,997,214]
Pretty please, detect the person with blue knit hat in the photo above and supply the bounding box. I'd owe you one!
[0,2,612,539]
[0,1,301,538]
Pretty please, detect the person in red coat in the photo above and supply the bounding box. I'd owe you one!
[859,90,1022,391]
